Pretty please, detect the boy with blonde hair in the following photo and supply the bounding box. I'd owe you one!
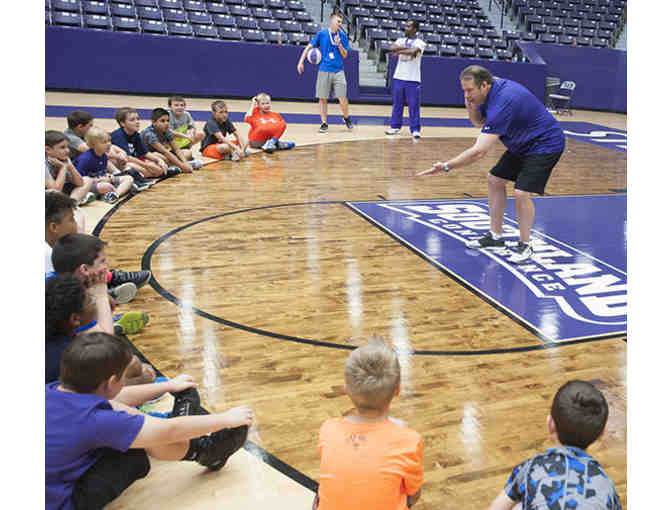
[74,127,134,204]
[315,336,423,510]
[244,93,295,153]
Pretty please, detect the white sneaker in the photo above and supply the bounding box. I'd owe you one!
[412,131,421,139]
[230,151,241,162]
[509,242,533,264]
[385,128,401,135]
[79,192,96,206]
[189,159,204,170]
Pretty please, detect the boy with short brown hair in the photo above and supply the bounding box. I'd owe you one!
[168,96,205,149]
[45,131,95,205]
[315,336,423,510]
[141,108,203,174]
[201,100,249,162]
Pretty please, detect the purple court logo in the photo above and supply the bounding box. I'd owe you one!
[348,197,627,342]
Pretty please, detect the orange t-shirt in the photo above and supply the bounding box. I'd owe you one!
[244,107,287,142]
[317,417,423,510]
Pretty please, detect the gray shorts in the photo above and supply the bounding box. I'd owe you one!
[316,70,347,99]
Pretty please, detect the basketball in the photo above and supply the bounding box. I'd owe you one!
[307,47,322,65]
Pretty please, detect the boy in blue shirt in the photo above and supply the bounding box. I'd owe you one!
[297,12,354,133]
[487,380,622,510]
[417,65,565,264]
[74,126,135,204]
[46,332,253,510]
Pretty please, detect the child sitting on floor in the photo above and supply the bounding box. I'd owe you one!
[314,336,423,510]
[45,332,253,510]
[486,380,622,510]
[244,93,295,153]
[201,100,249,162]
[168,96,205,150]
[141,108,203,174]
[74,126,135,204]
[45,131,95,206]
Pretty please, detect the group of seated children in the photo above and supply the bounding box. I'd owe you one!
[45,329,621,510]
[46,94,295,205]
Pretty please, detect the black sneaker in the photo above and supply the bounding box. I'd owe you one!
[170,388,201,418]
[109,269,152,289]
[132,182,151,193]
[318,123,328,133]
[195,425,249,471]
[102,191,119,204]
[466,232,506,249]
[166,166,182,177]
[344,116,354,130]
[510,242,533,264]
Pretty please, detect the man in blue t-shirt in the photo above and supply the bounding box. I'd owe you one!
[297,12,354,133]
[417,65,565,264]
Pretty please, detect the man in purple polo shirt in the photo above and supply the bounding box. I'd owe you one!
[417,65,565,263]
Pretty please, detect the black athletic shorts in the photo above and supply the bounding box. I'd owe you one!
[72,448,150,510]
[489,150,563,195]
[62,182,76,196]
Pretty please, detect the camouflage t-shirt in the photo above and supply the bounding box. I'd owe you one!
[505,446,621,509]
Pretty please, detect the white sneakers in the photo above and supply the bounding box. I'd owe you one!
[412,131,421,139]
[385,128,421,138]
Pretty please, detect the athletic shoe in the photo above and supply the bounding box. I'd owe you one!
[277,141,295,150]
[79,192,96,206]
[344,117,354,130]
[466,232,506,249]
[170,387,201,418]
[261,138,277,154]
[102,191,119,204]
[110,269,152,289]
[190,159,204,170]
[385,128,401,135]
[510,242,533,264]
[412,131,421,139]
[108,282,137,305]
[114,324,124,336]
[195,425,249,471]
[114,311,150,335]
[132,182,150,193]
[244,147,252,156]
[230,151,241,162]
[319,123,329,133]
[166,166,181,177]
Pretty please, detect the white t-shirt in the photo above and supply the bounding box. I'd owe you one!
[392,37,427,83]
[46,242,54,274]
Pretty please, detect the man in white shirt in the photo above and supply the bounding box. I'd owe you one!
[385,20,427,138]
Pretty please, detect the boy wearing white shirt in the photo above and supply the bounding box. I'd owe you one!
[386,20,426,138]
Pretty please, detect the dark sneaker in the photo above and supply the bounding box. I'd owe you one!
[170,388,201,418]
[108,282,137,305]
[466,232,506,249]
[132,182,150,193]
[195,426,249,471]
[166,166,182,177]
[318,123,328,133]
[110,269,152,289]
[510,242,533,264]
[261,138,277,153]
[344,117,354,130]
[102,191,119,204]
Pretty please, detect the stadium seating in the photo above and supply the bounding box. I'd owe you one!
[45,0,626,63]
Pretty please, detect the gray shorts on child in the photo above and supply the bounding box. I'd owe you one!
[316,70,347,99]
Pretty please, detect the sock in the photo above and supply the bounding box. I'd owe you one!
[491,231,502,240]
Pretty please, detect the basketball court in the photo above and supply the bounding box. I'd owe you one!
[45,91,627,510]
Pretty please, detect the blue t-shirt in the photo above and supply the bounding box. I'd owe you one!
[110,127,148,158]
[478,78,565,156]
[46,335,73,384]
[45,382,145,510]
[310,29,349,73]
[505,445,622,510]
[74,149,108,178]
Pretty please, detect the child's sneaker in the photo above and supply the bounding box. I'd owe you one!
[189,159,204,170]
[108,282,137,305]
[193,426,249,471]
[110,269,152,288]
[102,191,119,204]
[79,192,96,206]
[319,123,329,133]
[261,138,277,153]
[170,387,201,418]
[277,141,295,150]
[230,151,241,162]
[344,117,354,130]
[132,182,150,193]
[114,311,150,335]
[166,166,182,177]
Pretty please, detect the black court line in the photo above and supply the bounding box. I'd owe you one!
[142,201,624,354]
[92,196,320,494]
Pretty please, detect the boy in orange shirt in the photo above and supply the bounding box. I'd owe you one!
[244,93,295,154]
[315,337,423,510]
